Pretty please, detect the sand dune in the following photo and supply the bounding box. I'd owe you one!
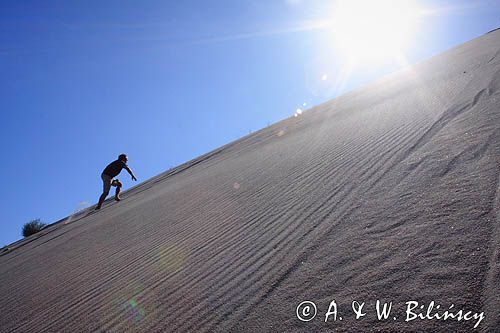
[1,30,500,332]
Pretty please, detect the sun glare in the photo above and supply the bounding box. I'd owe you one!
[331,0,421,63]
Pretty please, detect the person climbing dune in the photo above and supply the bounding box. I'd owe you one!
[96,154,137,210]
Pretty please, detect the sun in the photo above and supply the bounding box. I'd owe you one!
[331,0,421,63]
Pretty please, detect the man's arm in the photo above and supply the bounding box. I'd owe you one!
[125,165,137,181]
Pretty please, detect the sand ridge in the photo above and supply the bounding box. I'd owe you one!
[1,30,500,332]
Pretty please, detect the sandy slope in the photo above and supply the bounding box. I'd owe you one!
[1,30,500,332]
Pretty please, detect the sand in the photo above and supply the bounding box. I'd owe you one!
[1,29,500,332]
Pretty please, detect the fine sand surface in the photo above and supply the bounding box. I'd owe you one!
[1,30,500,332]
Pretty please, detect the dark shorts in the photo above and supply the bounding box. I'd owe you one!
[101,174,121,193]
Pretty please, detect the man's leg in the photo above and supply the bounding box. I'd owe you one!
[96,175,112,210]
[112,179,123,201]
[96,190,109,209]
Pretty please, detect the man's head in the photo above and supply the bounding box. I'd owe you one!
[118,154,128,163]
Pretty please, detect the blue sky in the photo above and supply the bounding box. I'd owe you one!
[1,0,499,246]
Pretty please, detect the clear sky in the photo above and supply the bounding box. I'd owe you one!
[1,0,499,246]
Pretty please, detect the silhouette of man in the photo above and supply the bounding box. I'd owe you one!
[96,154,137,210]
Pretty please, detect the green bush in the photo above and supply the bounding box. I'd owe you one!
[22,219,47,237]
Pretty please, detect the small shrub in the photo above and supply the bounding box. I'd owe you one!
[22,219,47,237]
